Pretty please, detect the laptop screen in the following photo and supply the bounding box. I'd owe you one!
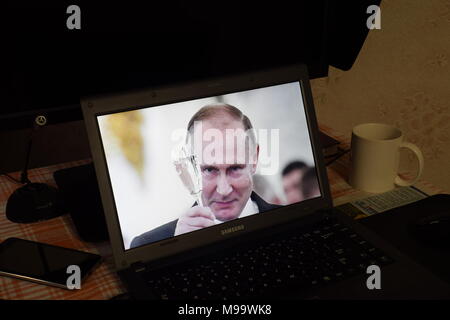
[97,81,321,250]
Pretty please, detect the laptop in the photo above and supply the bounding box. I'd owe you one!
[81,65,450,299]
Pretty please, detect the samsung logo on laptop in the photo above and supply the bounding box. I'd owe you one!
[221,224,245,236]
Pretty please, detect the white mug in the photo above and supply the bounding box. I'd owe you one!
[349,123,424,193]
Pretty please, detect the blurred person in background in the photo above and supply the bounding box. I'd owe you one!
[300,167,320,200]
[282,161,308,204]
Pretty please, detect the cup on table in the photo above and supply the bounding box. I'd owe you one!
[349,123,424,193]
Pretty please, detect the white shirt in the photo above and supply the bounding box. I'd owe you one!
[214,197,259,224]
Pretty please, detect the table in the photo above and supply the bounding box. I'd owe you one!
[0,159,126,300]
[0,125,444,299]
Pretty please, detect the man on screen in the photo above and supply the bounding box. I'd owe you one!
[130,104,281,248]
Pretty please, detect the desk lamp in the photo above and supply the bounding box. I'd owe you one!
[5,115,66,223]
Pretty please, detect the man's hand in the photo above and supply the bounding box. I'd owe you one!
[174,206,215,236]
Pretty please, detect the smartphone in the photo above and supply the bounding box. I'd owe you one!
[0,237,101,290]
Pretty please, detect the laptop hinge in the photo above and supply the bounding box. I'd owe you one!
[131,261,147,273]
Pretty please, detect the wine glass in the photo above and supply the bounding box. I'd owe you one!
[173,144,204,207]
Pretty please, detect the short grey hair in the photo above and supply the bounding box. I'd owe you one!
[186,103,257,151]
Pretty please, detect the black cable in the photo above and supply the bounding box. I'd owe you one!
[325,148,350,166]
[3,118,40,186]
[1,173,24,184]
[20,125,36,184]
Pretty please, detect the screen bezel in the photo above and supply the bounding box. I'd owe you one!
[0,238,102,290]
[82,64,332,270]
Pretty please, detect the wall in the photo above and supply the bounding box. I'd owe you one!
[311,0,450,192]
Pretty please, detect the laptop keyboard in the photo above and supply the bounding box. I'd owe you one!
[142,216,394,300]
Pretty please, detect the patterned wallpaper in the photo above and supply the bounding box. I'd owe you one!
[311,0,450,192]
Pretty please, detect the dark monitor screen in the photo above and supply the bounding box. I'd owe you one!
[5,2,329,130]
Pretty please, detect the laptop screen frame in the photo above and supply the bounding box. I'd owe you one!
[82,64,332,270]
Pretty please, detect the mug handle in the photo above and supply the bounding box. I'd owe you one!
[394,142,424,187]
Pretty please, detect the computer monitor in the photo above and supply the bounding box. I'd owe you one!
[4,2,330,131]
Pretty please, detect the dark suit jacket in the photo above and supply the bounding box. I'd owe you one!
[130,192,281,248]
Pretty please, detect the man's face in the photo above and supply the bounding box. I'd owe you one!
[282,169,305,204]
[192,112,257,222]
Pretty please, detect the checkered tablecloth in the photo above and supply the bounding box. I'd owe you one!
[0,126,444,300]
[0,159,126,300]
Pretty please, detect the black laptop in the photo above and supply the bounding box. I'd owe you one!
[81,65,450,299]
